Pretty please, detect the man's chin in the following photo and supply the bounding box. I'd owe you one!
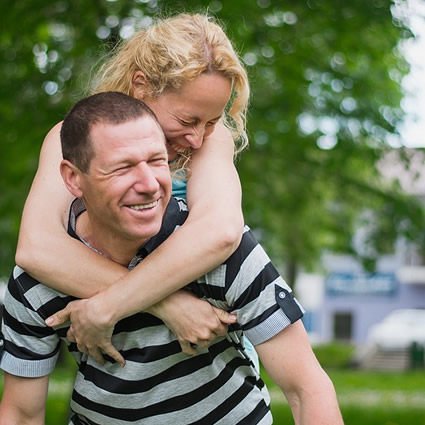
[127,222,163,243]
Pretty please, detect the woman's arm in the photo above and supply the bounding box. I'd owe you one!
[16,123,128,296]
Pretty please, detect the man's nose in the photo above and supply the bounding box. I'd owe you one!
[133,163,160,193]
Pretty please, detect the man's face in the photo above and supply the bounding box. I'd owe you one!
[79,115,171,247]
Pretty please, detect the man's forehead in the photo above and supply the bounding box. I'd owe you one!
[90,117,166,148]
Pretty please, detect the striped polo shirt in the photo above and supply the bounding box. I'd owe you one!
[0,196,304,425]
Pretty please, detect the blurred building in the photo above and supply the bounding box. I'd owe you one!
[297,252,425,346]
[296,149,425,347]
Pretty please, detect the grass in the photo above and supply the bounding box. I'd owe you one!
[262,368,425,425]
[1,345,425,425]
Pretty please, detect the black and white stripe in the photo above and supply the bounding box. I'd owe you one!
[0,196,303,425]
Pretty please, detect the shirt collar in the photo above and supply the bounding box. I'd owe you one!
[67,196,183,268]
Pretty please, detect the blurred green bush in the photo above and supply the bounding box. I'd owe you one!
[312,342,357,369]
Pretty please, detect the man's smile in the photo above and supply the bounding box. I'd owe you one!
[128,200,158,210]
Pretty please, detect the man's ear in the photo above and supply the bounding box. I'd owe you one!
[131,71,149,100]
[60,159,84,198]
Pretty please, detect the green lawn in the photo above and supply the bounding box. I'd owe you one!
[1,348,424,425]
[263,368,425,425]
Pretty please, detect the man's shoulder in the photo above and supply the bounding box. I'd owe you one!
[172,195,188,212]
[194,226,267,291]
[225,226,260,264]
[158,196,188,234]
[10,265,41,293]
[7,265,72,319]
[169,195,188,220]
[139,196,189,256]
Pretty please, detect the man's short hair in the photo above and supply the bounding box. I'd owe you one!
[60,91,161,172]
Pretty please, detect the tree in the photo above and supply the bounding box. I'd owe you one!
[218,0,425,282]
[1,0,423,284]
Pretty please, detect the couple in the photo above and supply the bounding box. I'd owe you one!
[0,91,342,425]
[0,13,343,425]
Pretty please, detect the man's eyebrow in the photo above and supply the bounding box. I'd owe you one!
[151,145,168,155]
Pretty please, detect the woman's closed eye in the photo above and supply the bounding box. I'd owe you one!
[206,120,219,127]
[179,118,196,126]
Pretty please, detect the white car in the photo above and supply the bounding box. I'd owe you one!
[367,309,425,350]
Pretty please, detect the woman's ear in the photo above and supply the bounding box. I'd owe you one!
[131,71,149,100]
[60,160,84,199]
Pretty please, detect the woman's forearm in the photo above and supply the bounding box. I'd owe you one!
[17,226,127,297]
[96,209,242,324]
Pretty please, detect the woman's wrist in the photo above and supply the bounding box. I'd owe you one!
[88,290,120,327]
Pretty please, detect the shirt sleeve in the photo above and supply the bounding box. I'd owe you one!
[0,267,61,377]
[218,227,304,345]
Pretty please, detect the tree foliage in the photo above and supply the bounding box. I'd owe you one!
[1,0,424,282]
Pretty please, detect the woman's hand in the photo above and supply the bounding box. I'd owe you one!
[46,296,123,366]
[147,290,237,355]
[46,289,237,363]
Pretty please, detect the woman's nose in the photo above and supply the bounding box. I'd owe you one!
[185,126,205,149]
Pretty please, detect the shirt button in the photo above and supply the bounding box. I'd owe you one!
[278,291,286,299]
[0,339,4,347]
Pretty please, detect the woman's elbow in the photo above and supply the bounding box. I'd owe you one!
[15,239,33,270]
[211,223,243,257]
[15,232,42,271]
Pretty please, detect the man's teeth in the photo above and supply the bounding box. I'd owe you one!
[129,201,157,210]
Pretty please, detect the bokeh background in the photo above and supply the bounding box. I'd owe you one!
[1,0,425,424]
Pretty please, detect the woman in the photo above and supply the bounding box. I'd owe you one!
[16,13,260,369]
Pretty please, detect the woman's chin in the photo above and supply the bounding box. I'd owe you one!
[165,143,178,160]
[167,150,178,161]
[166,140,192,159]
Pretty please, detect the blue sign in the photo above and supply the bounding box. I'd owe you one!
[325,272,397,296]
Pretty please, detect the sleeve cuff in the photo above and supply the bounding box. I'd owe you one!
[244,296,304,346]
[0,351,59,377]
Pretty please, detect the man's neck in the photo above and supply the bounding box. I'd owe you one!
[76,212,143,267]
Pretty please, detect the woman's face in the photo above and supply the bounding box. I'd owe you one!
[142,73,232,160]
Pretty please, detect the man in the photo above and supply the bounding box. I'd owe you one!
[0,92,343,424]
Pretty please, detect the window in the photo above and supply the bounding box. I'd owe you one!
[333,312,352,341]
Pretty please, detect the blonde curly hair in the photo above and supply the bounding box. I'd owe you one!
[91,13,250,166]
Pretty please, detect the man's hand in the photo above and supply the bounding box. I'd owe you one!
[148,290,237,355]
[45,297,125,367]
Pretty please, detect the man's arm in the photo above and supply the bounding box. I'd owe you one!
[0,372,49,425]
[255,321,344,425]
